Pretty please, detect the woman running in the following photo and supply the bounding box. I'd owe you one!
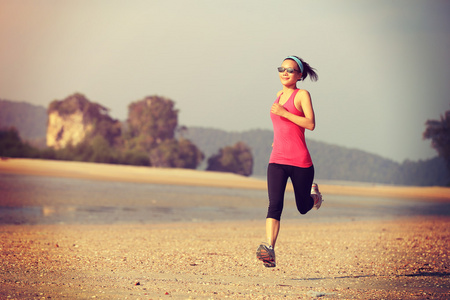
[256,55,323,268]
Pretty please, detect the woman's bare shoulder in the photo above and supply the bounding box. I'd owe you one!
[296,89,310,96]
[295,89,312,101]
[294,89,312,111]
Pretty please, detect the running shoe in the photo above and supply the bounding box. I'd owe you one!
[311,183,323,210]
[256,243,276,268]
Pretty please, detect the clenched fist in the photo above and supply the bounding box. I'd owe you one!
[271,103,287,117]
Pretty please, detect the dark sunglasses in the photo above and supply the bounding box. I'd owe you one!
[277,67,300,73]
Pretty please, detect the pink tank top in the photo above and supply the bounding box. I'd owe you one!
[269,89,313,168]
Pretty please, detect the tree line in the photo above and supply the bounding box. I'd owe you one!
[1,97,449,185]
[183,119,450,186]
[0,94,254,176]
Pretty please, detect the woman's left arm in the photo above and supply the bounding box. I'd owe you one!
[270,90,316,131]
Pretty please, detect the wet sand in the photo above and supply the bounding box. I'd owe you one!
[0,158,449,299]
[1,158,449,201]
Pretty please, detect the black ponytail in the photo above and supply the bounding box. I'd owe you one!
[286,56,318,82]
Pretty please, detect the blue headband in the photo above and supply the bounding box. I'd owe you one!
[285,56,304,73]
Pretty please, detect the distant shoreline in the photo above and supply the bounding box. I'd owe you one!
[1,158,449,202]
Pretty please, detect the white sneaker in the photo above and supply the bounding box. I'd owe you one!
[311,183,323,210]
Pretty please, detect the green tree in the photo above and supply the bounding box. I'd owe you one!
[89,136,119,163]
[0,127,40,158]
[149,138,204,168]
[206,141,253,176]
[423,109,450,170]
[119,150,150,166]
[126,96,178,151]
[125,95,203,169]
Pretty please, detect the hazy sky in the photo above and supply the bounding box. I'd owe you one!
[1,0,449,163]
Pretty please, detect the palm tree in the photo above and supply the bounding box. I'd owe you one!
[423,109,450,170]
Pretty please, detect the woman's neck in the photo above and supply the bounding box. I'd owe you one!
[282,85,298,93]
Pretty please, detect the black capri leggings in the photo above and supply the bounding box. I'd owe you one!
[266,163,315,221]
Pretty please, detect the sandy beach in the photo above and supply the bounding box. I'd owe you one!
[0,158,449,299]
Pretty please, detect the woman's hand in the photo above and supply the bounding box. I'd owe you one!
[271,103,287,117]
[271,90,316,131]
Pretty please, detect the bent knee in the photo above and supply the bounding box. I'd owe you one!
[297,205,312,215]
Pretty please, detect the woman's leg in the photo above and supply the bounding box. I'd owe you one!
[266,163,288,248]
[291,165,315,215]
[266,218,280,248]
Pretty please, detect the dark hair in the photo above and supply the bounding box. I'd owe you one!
[285,56,318,82]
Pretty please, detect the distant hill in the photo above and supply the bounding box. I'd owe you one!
[182,127,449,186]
[0,99,47,146]
[1,99,448,186]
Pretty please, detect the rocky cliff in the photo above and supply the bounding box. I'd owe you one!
[46,93,120,150]
[47,109,94,149]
